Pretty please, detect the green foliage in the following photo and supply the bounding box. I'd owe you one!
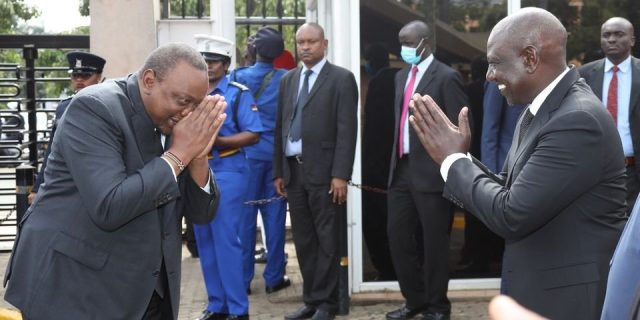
[0,0,40,33]
[79,0,89,16]
[167,0,210,17]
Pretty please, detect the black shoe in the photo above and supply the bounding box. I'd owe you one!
[247,287,252,295]
[386,306,425,320]
[284,305,316,320]
[311,309,334,320]
[422,311,450,320]
[195,310,228,320]
[266,275,291,294]
[225,315,249,320]
[255,250,267,264]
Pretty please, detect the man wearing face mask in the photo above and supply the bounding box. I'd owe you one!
[385,20,469,320]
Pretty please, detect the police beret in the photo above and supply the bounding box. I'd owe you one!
[254,27,284,60]
[194,34,234,61]
[66,51,106,73]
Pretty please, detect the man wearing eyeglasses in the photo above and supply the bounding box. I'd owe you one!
[28,51,106,204]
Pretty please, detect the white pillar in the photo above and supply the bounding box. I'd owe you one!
[90,0,159,78]
[508,0,521,15]
[210,0,237,67]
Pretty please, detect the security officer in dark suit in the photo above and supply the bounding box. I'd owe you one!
[230,27,291,295]
[192,34,264,320]
[29,51,106,204]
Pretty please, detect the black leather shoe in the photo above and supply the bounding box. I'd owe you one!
[195,310,228,320]
[266,275,291,294]
[386,306,424,320]
[422,311,450,320]
[284,305,316,319]
[225,315,249,320]
[311,309,335,320]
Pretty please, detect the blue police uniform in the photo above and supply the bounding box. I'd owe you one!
[193,76,263,316]
[231,62,289,290]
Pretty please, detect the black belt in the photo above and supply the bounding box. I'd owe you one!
[287,155,303,164]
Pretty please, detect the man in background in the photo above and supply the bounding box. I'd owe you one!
[579,17,640,214]
[29,51,106,204]
[274,23,358,320]
[231,26,291,295]
[193,35,263,320]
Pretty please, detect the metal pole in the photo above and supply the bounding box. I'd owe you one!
[23,45,38,166]
[15,164,35,225]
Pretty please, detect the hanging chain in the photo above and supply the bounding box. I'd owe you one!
[243,181,387,206]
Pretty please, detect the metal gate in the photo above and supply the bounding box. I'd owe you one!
[0,35,89,250]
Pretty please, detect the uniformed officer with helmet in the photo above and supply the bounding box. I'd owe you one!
[192,34,264,320]
[230,26,292,296]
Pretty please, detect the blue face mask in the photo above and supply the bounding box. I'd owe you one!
[400,38,425,65]
[364,62,375,76]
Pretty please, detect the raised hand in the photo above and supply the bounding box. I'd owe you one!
[169,95,227,165]
[409,94,471,165]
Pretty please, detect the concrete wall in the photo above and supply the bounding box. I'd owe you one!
[90,0,159,78]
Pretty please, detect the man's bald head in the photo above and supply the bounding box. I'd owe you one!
[601,17,635,65]
[486,7,568,105]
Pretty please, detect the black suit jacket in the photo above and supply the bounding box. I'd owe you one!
[274,62,358,185]
[4,75,218,319]
[388,59,468,192]
[444,69,627,319]
[579,57,640,181]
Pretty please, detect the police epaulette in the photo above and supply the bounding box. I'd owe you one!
[229,81,249,91]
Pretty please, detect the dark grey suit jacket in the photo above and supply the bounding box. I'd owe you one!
[388,59,468,192]
[273,62,358,185]
[4,75,218,319]
[579,57,640,181]
[444,69,627,319]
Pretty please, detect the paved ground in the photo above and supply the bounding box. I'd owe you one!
[0,241,495,320]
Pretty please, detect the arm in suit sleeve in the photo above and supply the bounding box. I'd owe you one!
[273,75,286,179]
[33,101,69,192]
[481,82,504,172]
[57,95,213,231]
[179,169,218,224]
[331,70,359,180]
[444,111,610,240]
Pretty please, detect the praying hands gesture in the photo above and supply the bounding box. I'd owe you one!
[409,93,471,165]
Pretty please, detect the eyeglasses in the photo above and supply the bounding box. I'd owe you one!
[71,72,96,80]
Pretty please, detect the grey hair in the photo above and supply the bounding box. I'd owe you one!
[137,43,207,80]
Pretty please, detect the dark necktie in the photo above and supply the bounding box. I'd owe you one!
[607,65,619,124]
[289,69,313,141]
[518,109,534,144]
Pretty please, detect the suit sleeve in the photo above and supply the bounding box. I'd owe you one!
[273,75,286,179]
[57,95,214,231]
[444,110,611,240]
[481,82,504,172]
[179,170,218,224]
[331,70,359,180]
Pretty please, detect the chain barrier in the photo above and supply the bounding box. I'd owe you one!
[0,206,16,225]
[242,181,387,206]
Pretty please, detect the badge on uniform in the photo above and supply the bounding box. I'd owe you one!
[251,104,259,112]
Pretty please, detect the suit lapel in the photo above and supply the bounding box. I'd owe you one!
[506,68,580,186]
[302,62,330,109]
[630,57,640,114]
[589,60,605,99]
[413,60,438,95]
[125,75,161,164]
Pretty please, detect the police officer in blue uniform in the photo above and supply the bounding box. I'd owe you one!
[29,51,106,204]
[193,34,264,320]
[230,27,291,295]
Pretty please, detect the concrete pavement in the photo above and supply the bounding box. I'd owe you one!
[0,241,495,320]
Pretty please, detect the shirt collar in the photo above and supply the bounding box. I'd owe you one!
[302,57,327,75]
[211,75,230,95]
[605,55,631,73]
[414,53,434,72]
[528,67,570,115]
